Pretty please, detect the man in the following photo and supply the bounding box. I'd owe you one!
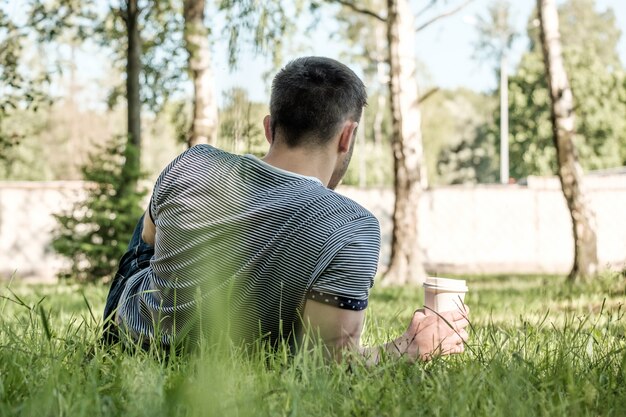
[103,56,469,363]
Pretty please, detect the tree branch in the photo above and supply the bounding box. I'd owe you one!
[333,0,386,23]
[418,87,439,104]
[415,0,476,33]
[415,0,437,19]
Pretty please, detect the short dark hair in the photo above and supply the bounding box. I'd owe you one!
[269,56,367,147]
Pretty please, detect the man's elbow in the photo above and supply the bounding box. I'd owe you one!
[141,230,155,245]
[141,212,156,245]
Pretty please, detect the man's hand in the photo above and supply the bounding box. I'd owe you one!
[300,298,470,364]
[387,307,470,362]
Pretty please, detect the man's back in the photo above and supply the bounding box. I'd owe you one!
[116,145,380,348]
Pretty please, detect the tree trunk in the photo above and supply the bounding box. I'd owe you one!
[383,0,427,286]
[537,0,598,281]
[123,0,141,184]
[373,22,386,147]
[183,0,218,148]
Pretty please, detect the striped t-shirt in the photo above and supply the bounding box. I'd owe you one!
[116,145,381,348]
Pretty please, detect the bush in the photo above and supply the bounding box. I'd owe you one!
[52,135,146,282]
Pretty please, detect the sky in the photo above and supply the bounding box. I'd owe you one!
[212,0,626,104]
[5,0,625,108]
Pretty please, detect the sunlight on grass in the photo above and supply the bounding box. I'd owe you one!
[0,273,624,416]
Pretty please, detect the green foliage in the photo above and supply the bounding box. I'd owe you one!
[217,88,268,157]
[437,124,499,184]
[27,0,98,41]
[505,0,626,178]
[82,0,187,115]
[0,101,187,182]
[0,103,126,181]
[471,0,517,63]
[0,6,51,159]
[424,88,497,185]
[0,273,625,416]
[218,0,299,69]
[52,136,146,282]
[342,141,394,187]
[506,50,557,178]
[26,0,188,116]
[451,0,626,182]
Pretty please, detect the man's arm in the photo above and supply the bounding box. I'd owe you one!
[300,300,470,364]
[141,146,196,246]
[141,209,156,245]
[300,300,365,360]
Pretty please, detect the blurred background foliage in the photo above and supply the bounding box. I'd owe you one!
[0,0,623,282]
[52,136,146,281]
[2,0,623,187]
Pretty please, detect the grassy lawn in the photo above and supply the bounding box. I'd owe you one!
[0,273,624,417]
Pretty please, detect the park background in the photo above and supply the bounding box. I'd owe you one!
[1,0,625,283]
[0,1,625,416]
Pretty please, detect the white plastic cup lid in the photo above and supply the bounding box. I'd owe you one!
[423,277,468,292]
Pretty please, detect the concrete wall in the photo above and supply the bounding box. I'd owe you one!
[341,181,626,274]
[0,182,85,281]
[1,179,625,281]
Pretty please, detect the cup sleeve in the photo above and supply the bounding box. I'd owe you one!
[307,215,381,311]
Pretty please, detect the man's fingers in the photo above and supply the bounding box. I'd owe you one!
[450,307,470,321]
[413,309,427,319]
[423,307,438,317]
[417,306,470,324]
[444,331,466,346]
[426,342,464,360]
[446,344,464,355]
[437,314,470,333]
[439,328,469,349]
[457,328,469,342]
[453,317,470,331]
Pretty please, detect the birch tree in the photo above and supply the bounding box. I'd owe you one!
[183,0,218,147]
[333,0,474,285]
[537,0,598,281]
[384,0,428,285]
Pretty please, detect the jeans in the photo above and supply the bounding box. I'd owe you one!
[102,214,154,344]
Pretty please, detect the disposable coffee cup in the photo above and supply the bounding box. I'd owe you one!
[423,277,468,313]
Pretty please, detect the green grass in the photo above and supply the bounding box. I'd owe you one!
[0,273,625,417]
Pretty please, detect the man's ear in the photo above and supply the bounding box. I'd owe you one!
[263,115,273,145]
[338,121,358,153]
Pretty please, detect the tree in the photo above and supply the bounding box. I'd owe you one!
[435,90,499,184]
[384,0,428,285]
[328,0,475,285]
[333,0,390,147]
[218,88,266,156]
[459,0,626,182]
[505,0,626,179]
[537,0,598,281]
[183,0,218,147]
[122,0,142,188]
[99,0,188,187]
[52,136,145,282]
[219,0,295,70]
[470,0,516,183]
[26,0,187,280]
[26,0,186,178]
[0,6,52,160]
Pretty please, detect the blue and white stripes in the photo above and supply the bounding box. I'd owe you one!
[117,145,381,348]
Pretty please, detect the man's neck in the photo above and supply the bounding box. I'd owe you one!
[261,144,335,187]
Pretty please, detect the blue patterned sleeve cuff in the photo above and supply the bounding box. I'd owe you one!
[305,290,368,311]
